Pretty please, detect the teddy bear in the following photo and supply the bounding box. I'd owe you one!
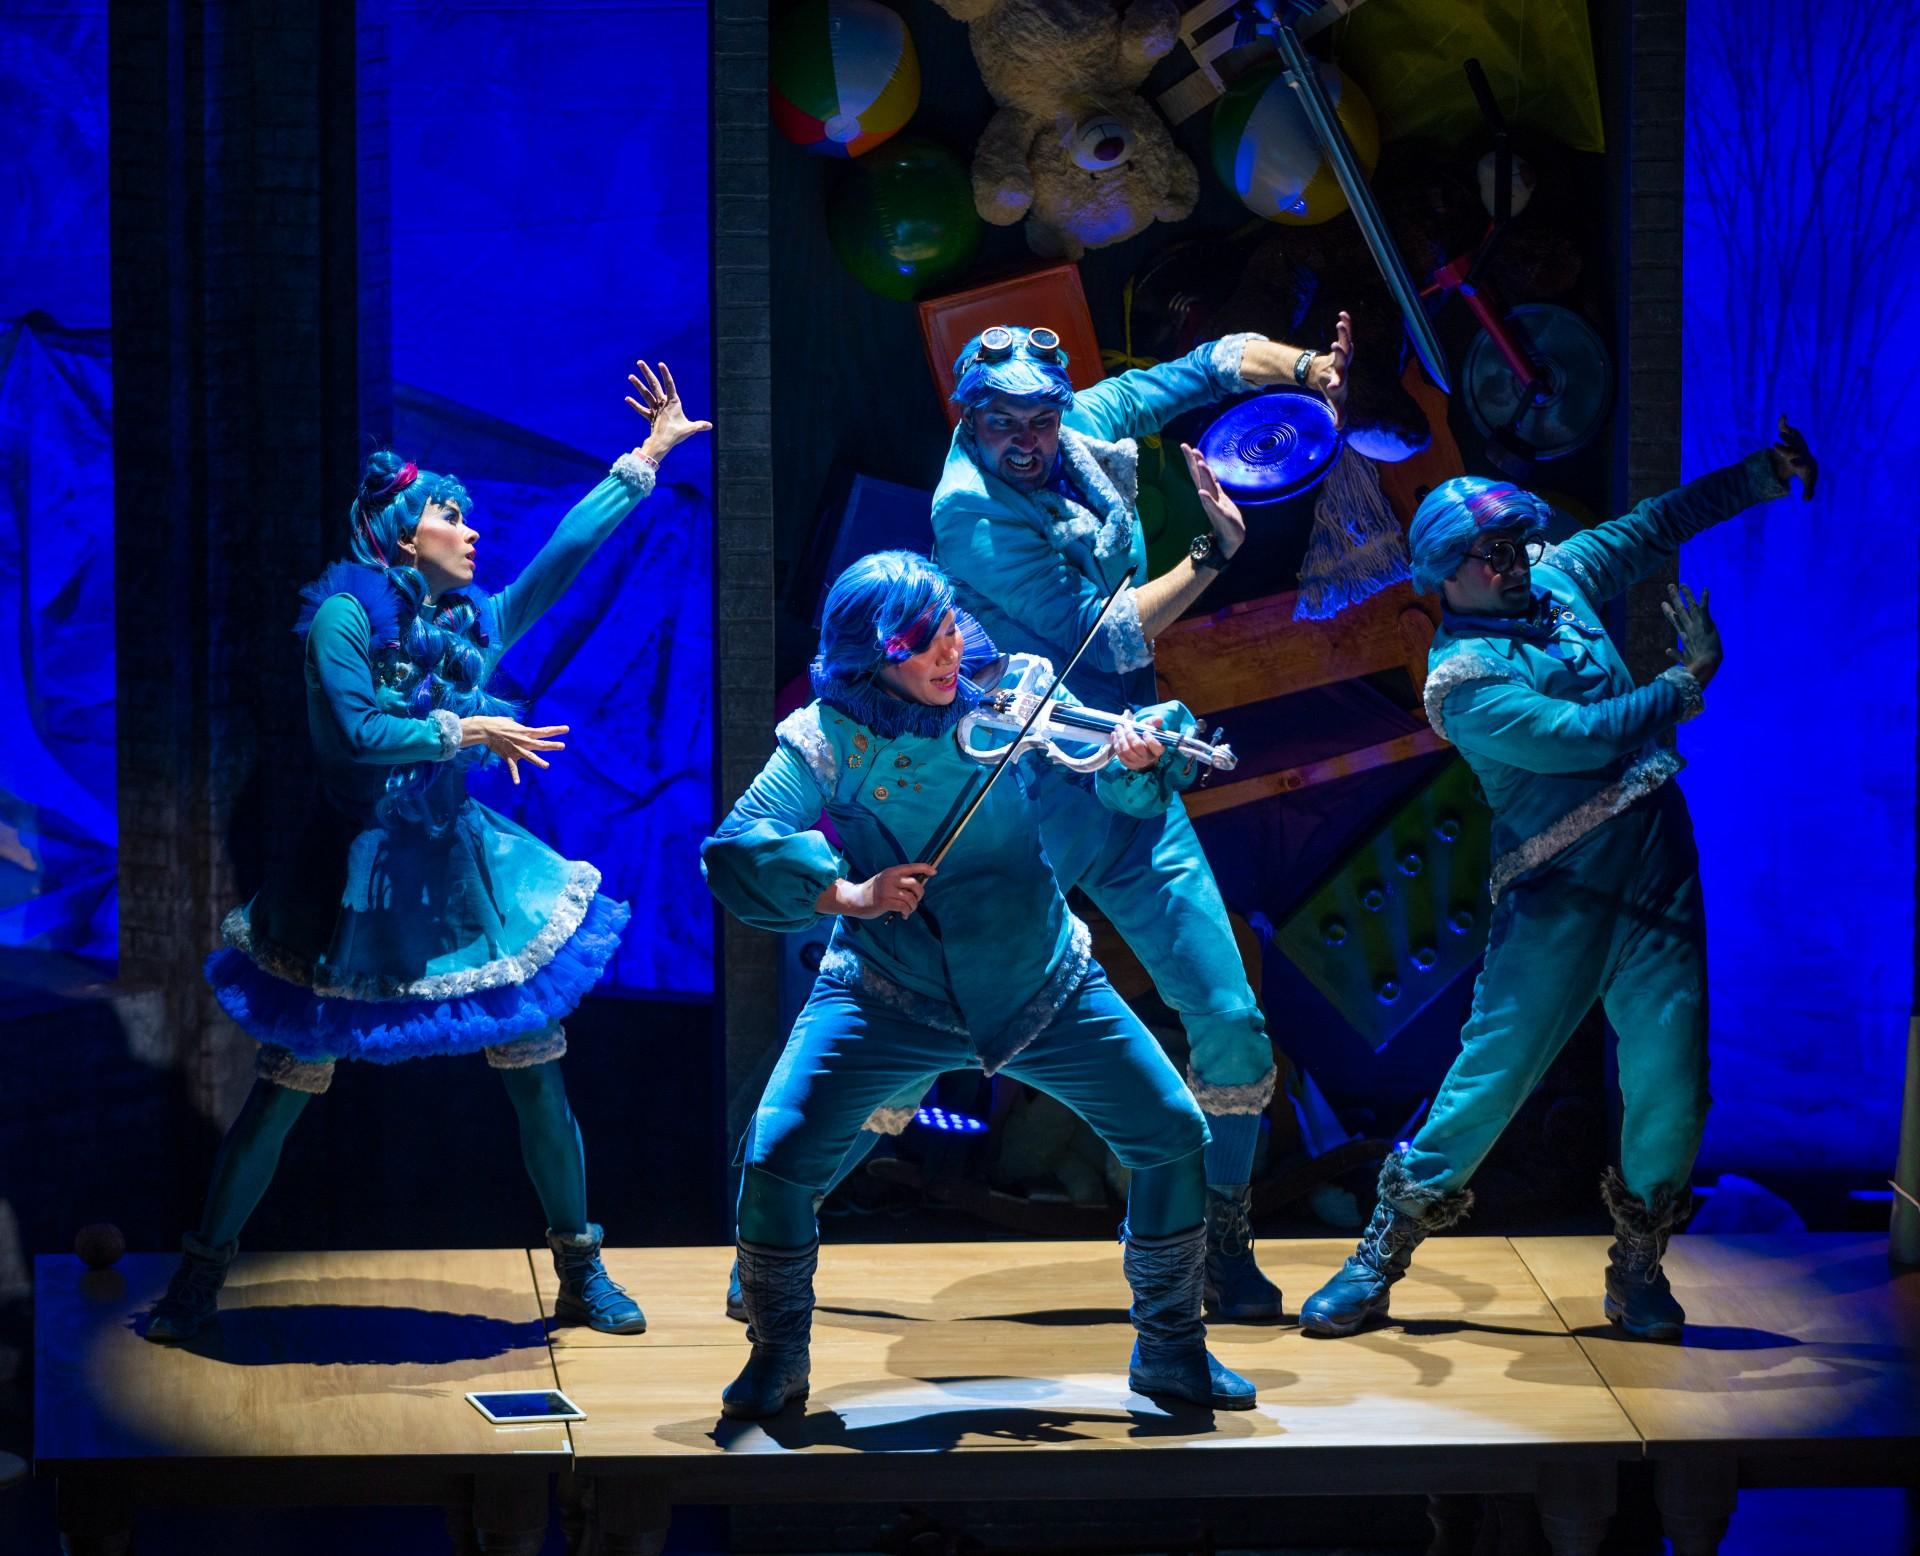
[933,0,1200,259]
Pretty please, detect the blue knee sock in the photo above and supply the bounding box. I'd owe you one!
[497,1062,590,1235]
[196,1080,314,1248]
[1202,1111,1262,1188]
[1127,1148,1207,1239]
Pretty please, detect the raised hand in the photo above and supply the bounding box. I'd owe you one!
[1314,309,1353,425]
[1661,582,1722,689]
[626,359,713,464]
[460,716,569,785]
[1766,415,1818,500]
[1180,442,1247,560]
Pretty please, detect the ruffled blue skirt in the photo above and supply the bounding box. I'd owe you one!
[205,892,630,1064]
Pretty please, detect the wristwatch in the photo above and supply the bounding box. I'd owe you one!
[1293,348,1317,385]
[1189,531,1232,573]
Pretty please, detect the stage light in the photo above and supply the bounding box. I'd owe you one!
[916,1106,987,1134]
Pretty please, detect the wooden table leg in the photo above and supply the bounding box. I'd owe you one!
[56,1478,133,1556]
[1535,1461,1618,1556]
[1653,1457,1736,1556]
[591,1476,671,1556]
[472,1471,551,1556]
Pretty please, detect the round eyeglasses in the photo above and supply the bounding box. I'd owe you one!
[1464,537,1547,574]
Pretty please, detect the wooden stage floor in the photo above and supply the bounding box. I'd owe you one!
[34,1234,1920,1553]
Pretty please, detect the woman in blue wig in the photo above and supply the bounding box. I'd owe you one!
[702,549,1257,1418]
[144,360,711,1344]
[1300,421,1817,1345]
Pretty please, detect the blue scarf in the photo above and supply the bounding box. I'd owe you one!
[1443,586,1607,647]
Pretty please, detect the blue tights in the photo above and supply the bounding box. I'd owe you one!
[193,1060,590,1247]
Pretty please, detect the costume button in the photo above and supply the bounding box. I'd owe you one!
[894,755,912,769]
[848,753,863,767]
[874,786,890,800]
[853,733,869,750]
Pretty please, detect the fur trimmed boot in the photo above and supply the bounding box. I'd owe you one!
[1203,1183,1285,1320]
[1600,1167,1689,1343]
[1299,1154,1474,1337]
[144,1232,238,1344]
[723,1238,817,1420]
[548,1224,647,1334]
[1124,1224,1257,1409]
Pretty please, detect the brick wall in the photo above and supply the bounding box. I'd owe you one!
[111,2,366,1122]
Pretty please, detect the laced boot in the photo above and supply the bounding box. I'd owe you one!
[1600,1167,1689,1343]
[1124,1223,1257,1409]
[1299,1155,1474,1337]
[548,1224,647,1334]
[144,1233,238,1344]
[722,1238,817,1419]
[1203,1183,1285,1320]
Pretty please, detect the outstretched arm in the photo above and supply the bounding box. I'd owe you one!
[1543,418,1813,605]
[1067,311,1351,443]
[491,359,712,651]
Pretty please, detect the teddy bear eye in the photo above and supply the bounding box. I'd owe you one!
[1072,117,1134,172]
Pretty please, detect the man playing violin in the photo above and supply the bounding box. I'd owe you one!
[702,549,1255,1419]
[923,319,1355,1318]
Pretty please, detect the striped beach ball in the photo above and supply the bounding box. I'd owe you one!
[1210,60,1378,225]
[771,0,921,158]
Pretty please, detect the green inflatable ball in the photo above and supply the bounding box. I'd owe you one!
[828,137,981,301]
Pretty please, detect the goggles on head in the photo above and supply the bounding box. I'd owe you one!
[966,325,1065,371]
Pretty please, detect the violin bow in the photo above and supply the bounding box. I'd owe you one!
[920,572,1130,871]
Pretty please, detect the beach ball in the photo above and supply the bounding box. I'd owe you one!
[828,137,981,301]
[771,0,920,158]
[1211,61,1378,225]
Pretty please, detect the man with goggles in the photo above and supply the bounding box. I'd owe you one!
[1300,420,1818,1346]
[911,313,1354,1321]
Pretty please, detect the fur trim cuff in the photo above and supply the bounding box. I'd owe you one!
[1210,332,1269,396]
[255,1044,336,1094]
[1659,665,1704,723]
[428,707,463,760]
[486,1026,568,1069]
[862,1105,918,1136]
[776,706,837,795]
[1487,747,1684,900]
[1103,586,1154,674]
[547,1222,606,1252]
[1377,1151,1476,1228]
[1185,1063,1277,1116]
[609,451,658,497]
[1422,652,1518,742]
[1600,1165,1692,1233]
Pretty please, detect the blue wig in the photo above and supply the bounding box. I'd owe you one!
[816,550,956,684]
[950,326,1075,412]
[1408,476,1555,594]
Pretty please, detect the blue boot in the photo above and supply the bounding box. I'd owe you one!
[723,1239,816,1420]
[1124,1224,1256,1410]
[1600,1168,1688,1343]
[548,1224,647,1334]
[1300,1155,1474,1337]
[1203,1184,1285,1321]
[144,1233,237,1344]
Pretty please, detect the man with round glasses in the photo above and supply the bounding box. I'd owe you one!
[914,317,1354,1320]
[1299,420,1817,1344]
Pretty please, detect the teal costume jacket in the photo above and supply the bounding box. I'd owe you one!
[930,335,1263,713]
[1423,452,1788,899]
[701,656,1181,1072]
